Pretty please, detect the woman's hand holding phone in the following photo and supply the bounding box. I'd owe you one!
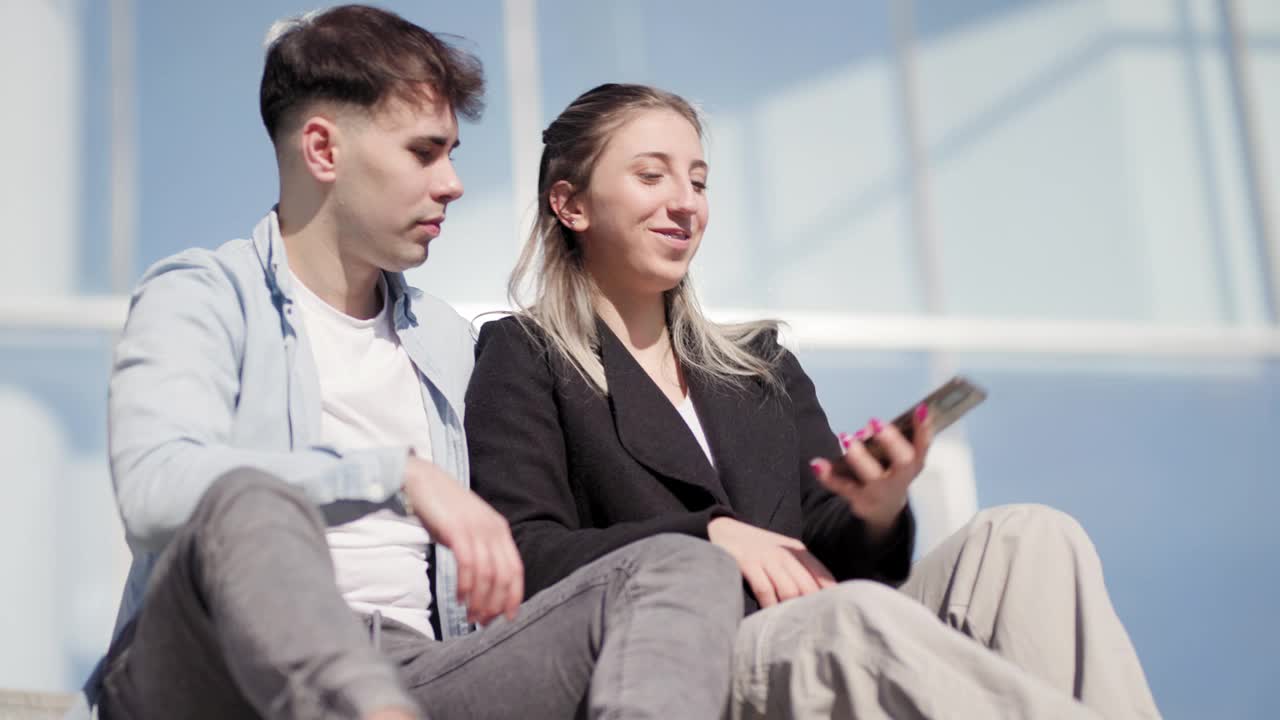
[809,404,934,542]
[811,377,986,541]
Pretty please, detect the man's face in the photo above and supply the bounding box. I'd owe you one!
[329,90,464,272]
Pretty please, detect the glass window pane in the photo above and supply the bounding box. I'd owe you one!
[914,0,1269,325]
[131,1,517,304]
[2,2,92,296]
[0,332,121,691]
[536,0,919,312]
[1242,0,1280,313]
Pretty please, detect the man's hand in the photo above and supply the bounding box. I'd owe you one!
[707,517,837,608]
[810,405,933,542]
[401,456,523,625]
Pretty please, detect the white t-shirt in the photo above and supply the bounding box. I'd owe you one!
[676,395,715,468]
[289,269,436,637]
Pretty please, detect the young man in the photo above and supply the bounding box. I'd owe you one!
[75,6,741,719]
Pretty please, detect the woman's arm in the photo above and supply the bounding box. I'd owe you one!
[465,317,732,598]
[776,345,916,584]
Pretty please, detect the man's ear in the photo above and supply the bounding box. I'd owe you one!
[549,180,588,232]
[298,116,341,184]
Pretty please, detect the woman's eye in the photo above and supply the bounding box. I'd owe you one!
[692,180,708,192]
[638,172,663,183]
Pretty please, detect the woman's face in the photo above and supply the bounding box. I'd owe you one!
[575,108,709,297]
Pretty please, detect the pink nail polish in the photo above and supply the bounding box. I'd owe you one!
[854,428,869,441]
[838,432,852,450]
[808,459,824,476]
[915,403,928,423]
[870,418,884,433]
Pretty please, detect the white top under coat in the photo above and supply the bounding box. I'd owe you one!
[676,394,715,468]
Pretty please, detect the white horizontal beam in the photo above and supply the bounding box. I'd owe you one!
[3,296,1280,358]
[715,309,1280,358]
[0,296,129,332]
[461,305,1280,358]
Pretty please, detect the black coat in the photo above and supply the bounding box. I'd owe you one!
[465,315,913,611]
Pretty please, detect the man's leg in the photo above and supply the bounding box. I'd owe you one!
[377,534,743,720]
[728,580,1098,720]
[899,504,1161,719]
[99,469,414,720]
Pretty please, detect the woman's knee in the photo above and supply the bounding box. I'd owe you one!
[826,578,900,604]
[976,503,1096,556]
[812,580,913,628]
[759,580,921,655]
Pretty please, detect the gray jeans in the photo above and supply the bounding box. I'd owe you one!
[98,470,743,720]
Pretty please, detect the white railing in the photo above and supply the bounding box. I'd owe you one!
[5,295,1280,357]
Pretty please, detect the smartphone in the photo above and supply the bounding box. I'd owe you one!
[828,376,987,477]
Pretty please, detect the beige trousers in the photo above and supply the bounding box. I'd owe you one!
[729,504,1160,720]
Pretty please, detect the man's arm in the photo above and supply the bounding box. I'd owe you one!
[108,253,407,554]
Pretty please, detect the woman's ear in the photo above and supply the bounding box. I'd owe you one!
[549,180,589,232]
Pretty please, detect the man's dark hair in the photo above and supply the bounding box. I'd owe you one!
[259,4,485,142]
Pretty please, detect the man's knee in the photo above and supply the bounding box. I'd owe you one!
[190,468,318,539]
[630,533,738,577]
[619,534,742,608]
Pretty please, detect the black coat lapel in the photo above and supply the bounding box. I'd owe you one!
[596,320,730,506]
[686,364,792,525]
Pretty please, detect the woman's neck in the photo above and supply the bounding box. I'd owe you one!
[593,283,667,354]
[594,282,687,403]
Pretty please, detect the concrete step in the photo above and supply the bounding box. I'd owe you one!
[0,690,76,720]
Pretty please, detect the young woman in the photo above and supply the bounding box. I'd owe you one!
[465,83,1160,719]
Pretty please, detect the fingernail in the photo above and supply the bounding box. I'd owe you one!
[870,418,884,433]
[854,428,869,441]
[838,432,853,450]
[808,458,825,476]
[915,403,928,423]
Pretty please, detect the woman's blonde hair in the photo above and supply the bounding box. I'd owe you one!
[507,83,783,393]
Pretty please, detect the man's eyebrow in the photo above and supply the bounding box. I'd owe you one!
[413,135,461,150]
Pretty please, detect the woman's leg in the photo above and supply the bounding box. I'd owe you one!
[729,579,1097,720]
[900,504,1161,719]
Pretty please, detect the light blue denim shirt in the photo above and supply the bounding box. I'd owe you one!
[106,210,476,645]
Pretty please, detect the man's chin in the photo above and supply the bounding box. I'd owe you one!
[385,245,430,272]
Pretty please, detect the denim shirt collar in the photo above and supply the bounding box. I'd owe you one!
[251,208,423,324]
